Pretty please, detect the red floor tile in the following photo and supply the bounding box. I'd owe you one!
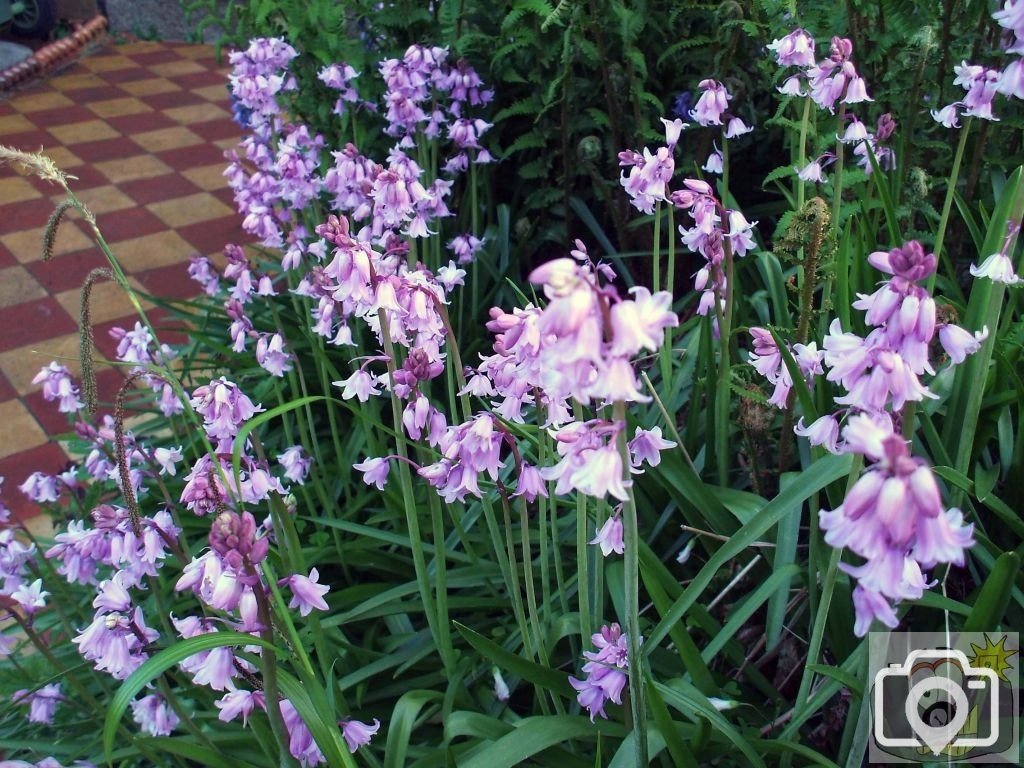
[22,390,79,443]
[175,71,229,90]
[0,297,77,352]
[157,141,230,169]
[105,111,177,134]
[134,260,204,301]
[116,173,203,206]
[0,197,56,230]
[27,247,106,294]
[68,136,142,163]
[129,50,186,66]
[141,91,207,111]
[0,371,16,401]
[190,117,242,142]
[0,442,73,523]
[177,215,249,256]
[102,67,159,85]
[30,104,99,130]
[63,164,110,190]
[93,205,168,243]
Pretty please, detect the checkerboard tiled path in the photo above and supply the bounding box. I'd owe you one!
[0,40,249,522]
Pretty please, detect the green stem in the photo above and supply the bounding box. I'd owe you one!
[795,96,812,212]
[377,307,447,672]
[928,118,972,294]
[614,401,648,766]
[652,201,662,295]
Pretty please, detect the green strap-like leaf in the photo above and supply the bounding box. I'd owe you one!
[454,621,573,698]
[964,551,1021,631]
[103,631,278,762]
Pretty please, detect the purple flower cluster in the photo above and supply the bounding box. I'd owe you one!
[931,2,1024,124]
[819,416,974,636]
[569,623,633,721]
[750,241,985,632]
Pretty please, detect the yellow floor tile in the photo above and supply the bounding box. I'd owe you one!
[80,54,135,73]
[214,137,238,151]
[41,146,83,170]
[0,265,48,308]
[0,400,47,459]
[164,103,230,125]
[130,126,203,153]
[87,97,152,119]
[0,114,36,135]
[108,230,195,272]
[48,120,121,145]
[22,514,55,540]
[0,333,82,395]
[94,154,172,183]
[193,84,230,102]
[116,41,165,54]
[0,177,42,205]
[148,192,233,228]
[54,276,152,325]
[2,221,94,264]
[62,184,135,215]
[120,78,181,97]
[175,45,217,60]
[49,73,107,91]
[149,60,206,78]
[182,163,230,191]
[11,91,74,113]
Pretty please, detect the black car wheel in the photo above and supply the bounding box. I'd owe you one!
[11,0,59,38]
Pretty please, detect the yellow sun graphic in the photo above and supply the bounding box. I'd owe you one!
[968,634,1018,683]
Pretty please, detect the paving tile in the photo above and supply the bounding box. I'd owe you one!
[158,141,229,170]
[106,229,195,273]
[163,102,230,125]
[177,214,248,257]
[173,44,218,60]
[115,172,202,206]
[141,90,206,111]
[188,117,241,143]
[0,114,36,135]
[128,47,183,64]
[149,60,207,78]
[12,91,75,113]
[147,192,233,229]
[0,196,59,233]
[48,119,121,145]
[120,78,182,97]
[0,370,15,401]
[118,41,168,55]
[0,177,42,205]
[54,275,152,325]
[2,218,94,264]
[66,136,144,163]
[193,84,231,102]
[37,145,83,169]
[133,260,204,301]
[62,184,135,215]
[174,70,229,91]
[0,296,76,353]
[24,104,98,131]
[0,265,48,308]
[130,125,203,153]
[0,332,80,394]
[93,205,168,243]
[79,54,136,73]
[181,162,231,191]
[0,400,47,459]
[0,443,74,522]
[27,248,107,294]
[104,110,176,134]
[87,97,152,119]
[48,73,108,91]
[94,154,172,184]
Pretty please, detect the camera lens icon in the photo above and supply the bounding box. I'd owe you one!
[874,649,1000,756]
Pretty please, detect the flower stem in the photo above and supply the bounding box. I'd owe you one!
[614,400,648,766]
[928,118,972,294]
